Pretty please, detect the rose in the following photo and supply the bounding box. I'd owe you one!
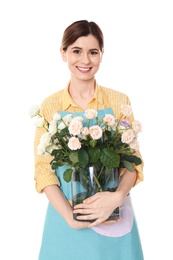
[81,127,90,136]
[121,129,135,144]
[29,105,40,118]
[48,122,58,135]
[37,132,52,155]
[53,112,62,121]
[89,125,102,140]
[69,118,83,135]
[35,117,45,127]
[63,114,73,125]
[46,144,61,154]
[84,109,98,119]
[68,137,81,150]
[58,122,66,130]
[121,104,132,117]
[132,120,142,134]
[129,139,140,151]
[103,114,116,126]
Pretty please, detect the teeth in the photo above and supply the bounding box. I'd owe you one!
[78,67,90,71]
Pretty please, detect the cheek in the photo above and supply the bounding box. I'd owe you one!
[67,56,78,64]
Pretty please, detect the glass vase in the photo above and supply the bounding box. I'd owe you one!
[71,166,120,222]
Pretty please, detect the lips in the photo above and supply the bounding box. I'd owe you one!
[77,66,92,72]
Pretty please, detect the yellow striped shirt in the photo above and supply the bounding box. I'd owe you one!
[34,81,144,193]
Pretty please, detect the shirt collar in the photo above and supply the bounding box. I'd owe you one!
[62,81,104,111]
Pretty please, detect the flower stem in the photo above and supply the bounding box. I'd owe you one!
[93,173,102,192]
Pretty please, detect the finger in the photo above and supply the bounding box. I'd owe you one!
[73,203,87,209]
[88,218,105,227]
[83,194,99,204]
[101,218,122,226]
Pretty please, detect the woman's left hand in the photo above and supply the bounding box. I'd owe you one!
[73,191,123,227]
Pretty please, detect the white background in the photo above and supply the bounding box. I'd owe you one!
[0,0,173,259]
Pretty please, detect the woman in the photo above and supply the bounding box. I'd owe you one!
[34,20,144,259]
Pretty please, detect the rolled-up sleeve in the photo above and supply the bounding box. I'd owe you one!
[34,98,61,193]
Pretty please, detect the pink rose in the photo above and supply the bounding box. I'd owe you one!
[132,120,142,134]
[103,114,116,126]
[89,125,102,140]
[69,118,83,135]
[84,109,98,119]
[121,129,135,144]
[129,139,140,151]
[121,105,132,117]
[81,127,90,136]
[68,137,81,150]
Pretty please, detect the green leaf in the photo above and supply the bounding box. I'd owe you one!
[78,149,89,167]
[100,148,120,168]
[89,139,97,148]
[69,152,79,164]
[122,154,142,165]
[121,160,134,172]
[59,127,69,137]
[63,168,73,182]
[88,147,101,163]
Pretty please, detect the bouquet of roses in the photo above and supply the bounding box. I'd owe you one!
[29,105,142,183]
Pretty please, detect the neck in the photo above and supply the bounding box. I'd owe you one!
[68,79,96,110]
[69,78,96,97]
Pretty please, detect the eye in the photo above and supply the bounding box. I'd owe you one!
[73,49,81,54]
[90,51,99,55]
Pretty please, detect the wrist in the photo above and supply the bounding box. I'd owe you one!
[113,189,126,206]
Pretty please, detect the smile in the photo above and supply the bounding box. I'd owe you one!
[77,67,92,72]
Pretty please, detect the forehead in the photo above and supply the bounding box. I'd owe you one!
[68,35,100,50]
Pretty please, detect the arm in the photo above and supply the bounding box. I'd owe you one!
[43,185,91,229]
[73,169,136,227]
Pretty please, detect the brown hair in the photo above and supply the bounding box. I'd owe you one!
[61,20,104,51]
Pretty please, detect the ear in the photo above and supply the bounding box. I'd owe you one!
[60,48,67,62]
[100,49,104,62]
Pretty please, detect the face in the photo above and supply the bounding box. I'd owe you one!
[60,35,103,81]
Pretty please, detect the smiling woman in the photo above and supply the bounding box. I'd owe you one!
[32,20,144,260]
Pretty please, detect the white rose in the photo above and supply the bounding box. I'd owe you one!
[48,121,58,135]
[81,127,90,136]
[89,125,102,140]
[37,143,46,155]
[53,112,61,121]
[63,114,73,125]
[28,105,40,118]
[103,114,116,126]
[121,129,135,144]
[35,117,45,127]
[132,120,142,134]
[74,116,83,122]
[129,139,140,151]
[58,122,66,130]
[69,118,83,135]
[121,105,132,117]
[46,144,60,154]
[68,137,81,150]
[84,109,98,119]
[40,132,52,146]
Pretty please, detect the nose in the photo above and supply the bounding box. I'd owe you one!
[81,52,90,64]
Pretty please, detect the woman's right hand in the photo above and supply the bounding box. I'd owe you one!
[68,217,91,229]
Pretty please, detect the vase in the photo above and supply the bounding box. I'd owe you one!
[71,166,120,222]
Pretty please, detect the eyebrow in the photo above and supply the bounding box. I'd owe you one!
[71,47,99,51]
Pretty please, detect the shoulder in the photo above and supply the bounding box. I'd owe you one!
[100,85,132,118]
[42,89,64,104]
[100,86,131,103]
[40,89,65,121]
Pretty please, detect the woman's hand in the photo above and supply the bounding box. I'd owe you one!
[73,191,123,227]
[44,185,91,230]
[67,216,92,229]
